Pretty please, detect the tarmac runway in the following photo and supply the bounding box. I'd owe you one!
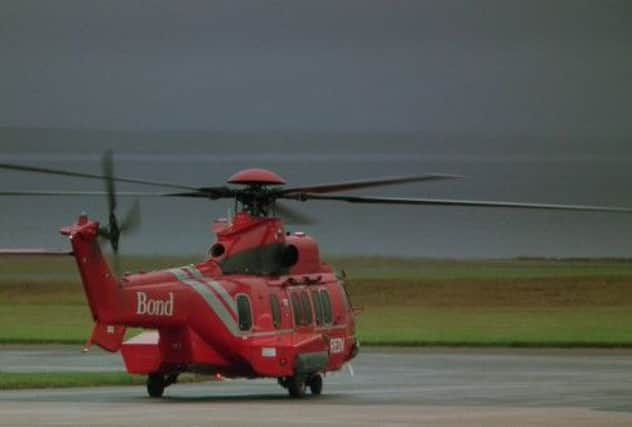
[2,346,632,426]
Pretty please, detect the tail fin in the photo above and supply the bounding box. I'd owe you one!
[61,214,125,351]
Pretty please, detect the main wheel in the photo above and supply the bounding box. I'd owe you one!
[287,376,306,398]
[308,374,323,396]
[147,374,165,398]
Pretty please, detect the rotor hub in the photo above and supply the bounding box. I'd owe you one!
[227,169,286,186]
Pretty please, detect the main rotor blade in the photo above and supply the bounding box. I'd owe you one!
[162,188,236,199]
[0,249,73,256]
[279,174,463,195]
[294,194,632,214]
[0,160,198,191]
[0,190,233,197]
[0,191,171,197]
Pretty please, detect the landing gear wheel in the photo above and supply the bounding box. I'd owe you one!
[287,376,306,398]
[308,374,323,396]
[147,374,165,398]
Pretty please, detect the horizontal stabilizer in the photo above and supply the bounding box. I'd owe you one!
[86,321,126,352]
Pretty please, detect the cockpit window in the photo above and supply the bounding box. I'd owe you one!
[219,243,293,276]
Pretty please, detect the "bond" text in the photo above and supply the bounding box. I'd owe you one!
[136,291,174,316]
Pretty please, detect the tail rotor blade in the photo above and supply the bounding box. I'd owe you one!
[111,252,121,277]
[120,199,141,234]
[98,150,139,275]
[102,150,120,255]
[108,212,120,252]
[102,150,116,213]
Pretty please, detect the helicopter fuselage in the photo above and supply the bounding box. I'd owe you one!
[65,211,358,382]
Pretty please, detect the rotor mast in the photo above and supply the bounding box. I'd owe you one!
[227,169,287,219]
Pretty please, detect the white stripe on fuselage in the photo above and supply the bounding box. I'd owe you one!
[183,266,237,315]
[168,267,338,340]
[167,267,239,335]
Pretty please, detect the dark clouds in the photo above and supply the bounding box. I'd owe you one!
[1,1,631,133]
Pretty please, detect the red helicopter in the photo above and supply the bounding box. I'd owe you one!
[1,152,632,398]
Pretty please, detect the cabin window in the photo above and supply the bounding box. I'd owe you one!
[291,293,303,326]
[236,295,252,331]
[270,294,281,329]
[300,291,313,325]
[311,290,324,326]
[321,290,333,325]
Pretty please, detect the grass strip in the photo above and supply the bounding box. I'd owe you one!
[0,372,144,390]
[0,372,206,390]
[2,257,632,347]
[356,307,632,347]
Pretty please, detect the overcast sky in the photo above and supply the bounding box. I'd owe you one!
[1,0,631,135]
[1,2,632,256]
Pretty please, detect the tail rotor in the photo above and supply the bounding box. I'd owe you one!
[97,150,141,273]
